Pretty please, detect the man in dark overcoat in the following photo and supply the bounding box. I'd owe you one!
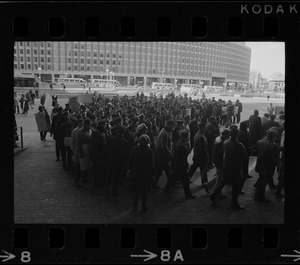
[187,122,210,193]
[248,109,262,153]
[253,130,279,202]
[107,124,130,197]
[209,126,247,210]
[153,119,176,192]
[128,134,155,212]
[173,129,196,199]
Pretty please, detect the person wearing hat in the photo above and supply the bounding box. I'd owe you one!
[248,110,262,154]
[107,124,130,196]
[173,129,196,199]
[187,123,210,194]
[211,128,230,198]
[261,114,280,139]
[233,99,243,124]
[127,134,154,213]
[35,105,48,142]
[91,119,108,187]
[253,129,279,202]
[209,125,247,210]
[110,116,123,136]
[153,119,176,192]
[64,103,71,114]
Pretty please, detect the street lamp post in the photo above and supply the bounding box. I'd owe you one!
[199,81,204,93]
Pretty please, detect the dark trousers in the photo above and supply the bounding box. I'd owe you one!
[154,162,174,191]
[39,131,47,141]
[255,171,274,199]
[14,105,20,114]
[181,171,193,197]
[187,161,208,183]
[210,168,241,207]
[132,186,148,210]
[61,146,72,169]
[55,140,63,159]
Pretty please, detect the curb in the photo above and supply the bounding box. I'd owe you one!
[14,147,29,156]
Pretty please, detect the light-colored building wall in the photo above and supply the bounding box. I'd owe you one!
[14,41,251,87]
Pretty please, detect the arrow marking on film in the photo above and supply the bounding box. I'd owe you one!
[0,250,16,263]
[131,249,157,262]
[281,250,300,262]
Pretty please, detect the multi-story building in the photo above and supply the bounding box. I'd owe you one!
[267,72,285,92]
[14,41,251,87]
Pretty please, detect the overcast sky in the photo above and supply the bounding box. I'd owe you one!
[245,42,285,78]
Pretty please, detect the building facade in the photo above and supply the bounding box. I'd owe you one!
[14,41,251,87]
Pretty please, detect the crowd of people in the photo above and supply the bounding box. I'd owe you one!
[32,91,285,212]
[14,90,38,116]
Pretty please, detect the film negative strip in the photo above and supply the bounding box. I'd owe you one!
[1,0,300,263]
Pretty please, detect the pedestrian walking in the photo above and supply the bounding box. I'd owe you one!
[187,123,210,194]
[19,94,25,112]
[237,120,252,194]
[211,128,230,198]
[253,130,279,202]
[209,125,247,210]
[173,129,196,199]
[153,119,176,193]
[128,134,155,212]
[248,110,262,154]
[23,98,29,116]
[34,106,48,141]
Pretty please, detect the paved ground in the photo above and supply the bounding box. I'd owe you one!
[14,93,284,224]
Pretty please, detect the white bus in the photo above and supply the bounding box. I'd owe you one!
[151,82,175,90]
[180,84,201,95]
[92,79,120,88]
[57,78,86,85]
